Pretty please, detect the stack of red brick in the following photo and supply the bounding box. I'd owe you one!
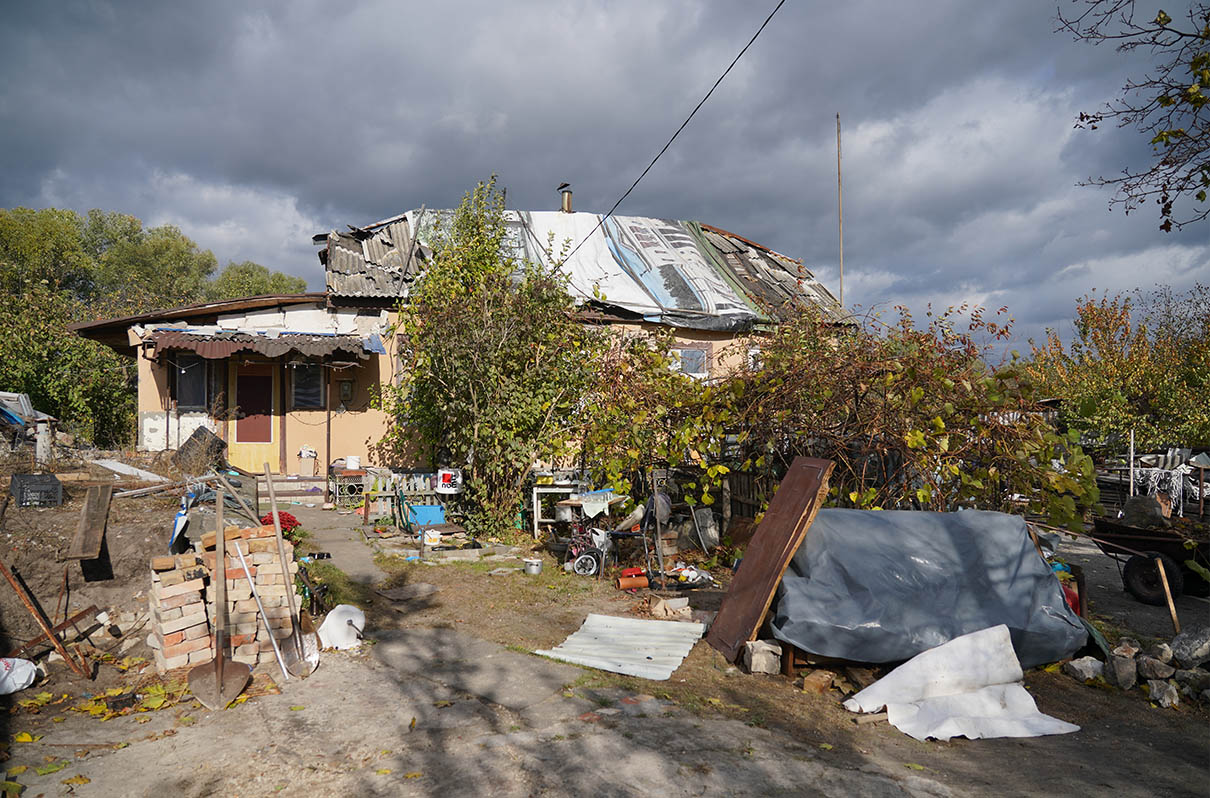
[148,524,301,674]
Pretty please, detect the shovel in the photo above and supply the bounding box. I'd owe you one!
[187,484,251,710]
[263,463,319,678]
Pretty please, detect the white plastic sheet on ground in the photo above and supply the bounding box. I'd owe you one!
[0,658,37,694]
[535,614,704,681]
[843,625,1079,742]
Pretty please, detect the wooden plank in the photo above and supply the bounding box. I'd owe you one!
[66,485,113,560]
[704,456,833,663]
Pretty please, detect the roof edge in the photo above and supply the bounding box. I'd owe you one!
[70,293,327,335]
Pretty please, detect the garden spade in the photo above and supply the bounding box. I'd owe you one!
[264,464,319,678]
[188,485,251,710]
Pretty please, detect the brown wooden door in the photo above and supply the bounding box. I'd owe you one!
[236,370,273,443]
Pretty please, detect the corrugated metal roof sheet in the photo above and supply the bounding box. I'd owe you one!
[534,613,704,681]
[317,210,845,330]
[148,330,369,360]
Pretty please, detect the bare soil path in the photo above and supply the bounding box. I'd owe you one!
[3,506,1207,797]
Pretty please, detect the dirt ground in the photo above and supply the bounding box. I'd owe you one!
[1,489,1208,797]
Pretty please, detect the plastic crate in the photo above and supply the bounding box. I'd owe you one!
[9,473,63,507]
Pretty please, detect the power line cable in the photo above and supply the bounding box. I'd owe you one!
[562,0,788,262]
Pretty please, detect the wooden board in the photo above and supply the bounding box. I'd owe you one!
[704,456,833,663]
[66,485,113,560]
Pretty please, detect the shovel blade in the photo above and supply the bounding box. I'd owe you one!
[281,610,321,678]
[187,659,252,711]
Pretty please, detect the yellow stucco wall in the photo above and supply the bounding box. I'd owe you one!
[130,312,757,473]
[282,354,392,476]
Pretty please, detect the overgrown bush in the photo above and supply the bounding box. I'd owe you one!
[583,304,1100,530]
[378,179,604,538]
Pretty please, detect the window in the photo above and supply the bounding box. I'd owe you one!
[173,355,207,410]
[673,347,709,379]
[292,363,325,409]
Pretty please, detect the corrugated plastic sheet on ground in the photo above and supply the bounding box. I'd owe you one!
[535,613,704,681]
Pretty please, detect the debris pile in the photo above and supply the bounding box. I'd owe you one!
[1068,627,1210,708]
[147,524,301,673]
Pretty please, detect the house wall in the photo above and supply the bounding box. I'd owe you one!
[282,354,394,476]
[127,306,755,472]
[609,321,754,378]
[136,348,217,451]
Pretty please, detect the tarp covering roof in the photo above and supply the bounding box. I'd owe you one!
[319,209,844,331]
[146,329,371,360]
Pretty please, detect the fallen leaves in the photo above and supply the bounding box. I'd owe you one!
[404,772,422,779]
[11,734,41,744]
[61,775,90,786]
[4,768,25,778]
[34,761,66,776]
[289,706,305,712]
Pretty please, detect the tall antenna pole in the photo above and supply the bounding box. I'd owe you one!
[836,112,844,309]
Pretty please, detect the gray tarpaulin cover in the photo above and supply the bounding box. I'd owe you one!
[770,509,1085,668]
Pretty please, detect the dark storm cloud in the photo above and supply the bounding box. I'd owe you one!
[1,0,1205,350]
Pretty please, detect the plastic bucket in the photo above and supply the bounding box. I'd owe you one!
[422,527,441,547]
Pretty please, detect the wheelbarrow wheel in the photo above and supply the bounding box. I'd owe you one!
[572,551,601,577]
[1123,552,1184,606]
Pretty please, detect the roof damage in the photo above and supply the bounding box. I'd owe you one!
[317,209,844,331]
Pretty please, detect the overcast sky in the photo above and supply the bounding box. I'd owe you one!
[2,1,1206,354]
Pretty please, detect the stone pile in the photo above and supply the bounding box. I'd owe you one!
[1065,625,1210,709]
[147,524,301,674]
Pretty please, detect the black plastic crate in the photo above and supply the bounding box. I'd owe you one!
[10,473,63,507]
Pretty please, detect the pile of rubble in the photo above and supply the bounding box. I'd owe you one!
[1063,626,1210,708]
[147,524,300,673]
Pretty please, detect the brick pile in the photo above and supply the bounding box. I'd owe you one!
[148,524,301,674]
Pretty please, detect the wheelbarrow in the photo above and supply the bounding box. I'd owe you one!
[1089,517,1210,605]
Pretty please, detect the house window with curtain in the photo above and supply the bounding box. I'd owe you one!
[292,363,325,409]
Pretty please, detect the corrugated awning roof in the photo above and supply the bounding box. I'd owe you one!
[146,330,371,360]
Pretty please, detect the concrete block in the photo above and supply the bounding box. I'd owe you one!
[742,639,782,674]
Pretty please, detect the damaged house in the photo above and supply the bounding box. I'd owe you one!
[72,199,843,474]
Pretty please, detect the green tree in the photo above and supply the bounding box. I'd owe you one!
[1059,2,1210,231]
[206,261,308,300]
[94,222,217,308]
[1027,285,1210,450]
[0,205,289,445]
[0,207,93,295]
[0,280,134,446]
[377,179,605,537]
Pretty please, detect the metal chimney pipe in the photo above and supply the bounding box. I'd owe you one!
[560,188,573,213]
